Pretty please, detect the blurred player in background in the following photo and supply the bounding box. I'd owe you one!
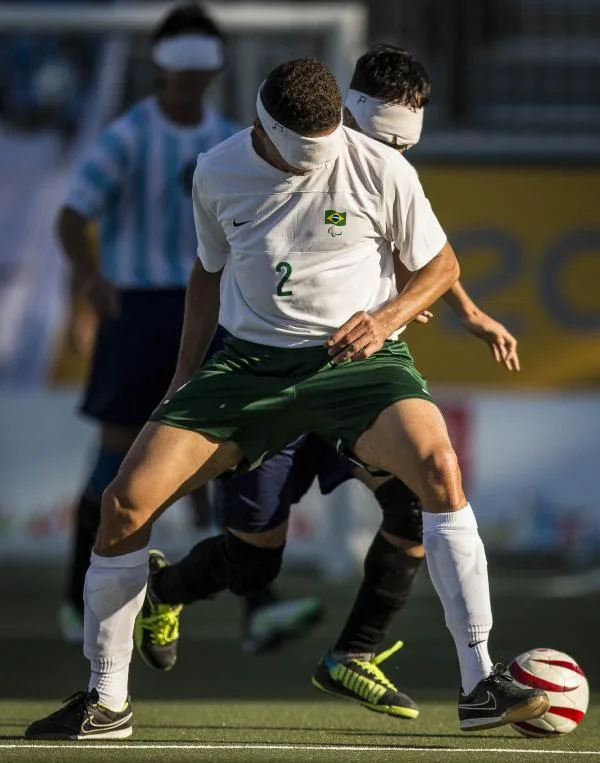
[134,45,521,718]
[57,2,320,652]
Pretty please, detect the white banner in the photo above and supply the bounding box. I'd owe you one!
[0,389,598,574]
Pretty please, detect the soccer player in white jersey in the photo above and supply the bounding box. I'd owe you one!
[26,58,547,740]
[134,45,522,717]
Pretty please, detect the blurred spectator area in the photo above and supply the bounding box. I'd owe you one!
[120,0,600,140]
[2,0,600,139]
[0,0,101,138]
[366,0,600,134]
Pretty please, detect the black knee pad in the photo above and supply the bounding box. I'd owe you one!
[225,531,284,596]
[374,478,423,544]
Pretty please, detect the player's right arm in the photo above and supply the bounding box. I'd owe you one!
[57,119,134,319]
[166,157,229,394]
[57,208,118,319]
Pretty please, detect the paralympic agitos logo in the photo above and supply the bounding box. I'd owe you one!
[325,209,346,237]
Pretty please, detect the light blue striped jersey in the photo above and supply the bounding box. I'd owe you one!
[65,97,239,287]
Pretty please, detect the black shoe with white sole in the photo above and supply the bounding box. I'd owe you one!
[24,689,133,740]
[459,663,549,731]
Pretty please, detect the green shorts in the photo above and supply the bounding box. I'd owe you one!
[152,336,433,470]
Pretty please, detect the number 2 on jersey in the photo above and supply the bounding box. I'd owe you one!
[276,260,293,297]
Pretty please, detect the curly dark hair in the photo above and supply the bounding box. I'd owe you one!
[152,2,225,44]
[350,45,430,108]
[260,59,342,134]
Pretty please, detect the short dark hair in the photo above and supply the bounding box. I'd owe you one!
[261,59,342,134]
[350,45,430,109]
[152,2,225,44]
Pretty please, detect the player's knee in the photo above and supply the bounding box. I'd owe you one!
[375,477,423,544]
[225,530,284,596]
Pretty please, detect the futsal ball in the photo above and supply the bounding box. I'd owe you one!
[509,648,589,737]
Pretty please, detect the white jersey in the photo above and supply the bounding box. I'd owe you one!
[65,97,239,288]
[193,126,446,347]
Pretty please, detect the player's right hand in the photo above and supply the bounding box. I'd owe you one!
[68,305,98,358]
[86,275,120,319]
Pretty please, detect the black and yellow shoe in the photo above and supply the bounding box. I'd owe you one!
[24,689,133,740]
[134,550,182,671]
[312,641,419,719]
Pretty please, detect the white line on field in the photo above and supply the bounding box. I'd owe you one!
[0,743,599,755]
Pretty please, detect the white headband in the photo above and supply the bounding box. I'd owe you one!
[346,89,424,148]
[152,34,224,72]
[256,84,343,172]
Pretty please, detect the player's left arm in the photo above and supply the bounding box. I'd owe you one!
[327,159,458,363]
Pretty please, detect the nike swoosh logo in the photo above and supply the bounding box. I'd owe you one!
[233,219,253,227]
[80,712,133,735]
[458,690,497,711]
[468,640,486,648]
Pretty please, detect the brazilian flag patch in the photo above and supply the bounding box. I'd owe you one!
[324,209,346,226]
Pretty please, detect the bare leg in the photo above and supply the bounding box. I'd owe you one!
[84,422,240,708]
[96,421,241,555]
[354,399,493,695]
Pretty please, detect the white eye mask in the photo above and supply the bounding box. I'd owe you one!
[346,88,424,148]
[152,34,224,71]
[256,84,343,172]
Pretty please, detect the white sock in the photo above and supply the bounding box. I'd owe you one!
[422,504,494,695]
[83,546,149,710]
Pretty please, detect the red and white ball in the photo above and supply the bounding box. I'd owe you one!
[509,648,589,737]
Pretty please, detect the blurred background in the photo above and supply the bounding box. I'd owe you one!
[0,0,598,612]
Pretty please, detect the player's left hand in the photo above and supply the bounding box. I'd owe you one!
[326,311,390,364]
[461,312,520,371]
[413,309,434,324]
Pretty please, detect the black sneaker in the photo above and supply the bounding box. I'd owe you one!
[459,663,549,731]
[312,641,419,719]
[134,550,182,671]
[24,689,133,740]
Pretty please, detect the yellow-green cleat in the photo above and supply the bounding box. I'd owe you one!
[312,641,419,719]
[134,550,182,671]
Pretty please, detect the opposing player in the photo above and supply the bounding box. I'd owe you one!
[136,45,521,715]
[26,58,547,740]
[56,2,319,650]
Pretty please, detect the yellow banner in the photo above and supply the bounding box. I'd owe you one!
[410,166,600,388]
[53,167,599,389]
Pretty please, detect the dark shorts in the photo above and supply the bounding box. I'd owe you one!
[214,433,355,533]
[81,289,228,427]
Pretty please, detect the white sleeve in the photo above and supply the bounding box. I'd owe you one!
[64,118,133,219]
[192,158,230,273]
[382,157,447,272]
